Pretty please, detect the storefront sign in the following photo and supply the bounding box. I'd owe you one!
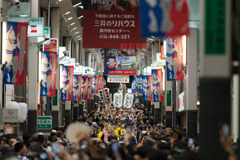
[28,17,44,37]
[38,27,51,44]
[43,38,58,52]
[140,0,189,37]
[83,0,146,49]
[37,116,52,129]
[5,126,14,134]
[7,2,30,22]
[205,0,225,55]
[3,109,18,123]
[107,75,129,83]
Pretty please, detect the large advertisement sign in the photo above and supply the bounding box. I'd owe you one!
[61,66,74,101]
[40,51,57,97]
[166,37,183,81]
[83,0,146,49]
[104,56,136,75]
[140,0,189,37]
[73,74,82,102]
[4,22,28,85]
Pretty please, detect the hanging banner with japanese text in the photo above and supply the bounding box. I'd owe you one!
[88,77,93,99]
[96,76,100,92]
[131,79,137,94]
[139,75,143,95]
[166,37,183,81]
[135,75,140,93]
[148,75,153,102]
[92,76,97,94]
[157,69,164,102]
[142,75,149,101]
[73,74,82,102]
[61,66,74,101]
[104,56,136,75]
[40,51,57,97]
[4,22,28,85]
[83,0,146,49]
[152,69,159,102]
[140,0,189,37]
[83,76,88,100]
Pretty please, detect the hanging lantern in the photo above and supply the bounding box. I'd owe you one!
[18,103,28,122]
[113,92,122,108]
[123,93,134,109]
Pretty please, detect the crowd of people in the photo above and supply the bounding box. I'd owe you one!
[0,104,237,160]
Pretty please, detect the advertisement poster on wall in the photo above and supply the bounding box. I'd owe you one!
[104,56,136,75]
[83,0,146,49]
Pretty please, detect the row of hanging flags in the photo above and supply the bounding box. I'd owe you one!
[131,69,164,102]
[60,70,104,102]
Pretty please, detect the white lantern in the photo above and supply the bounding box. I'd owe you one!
[6,101,19,109]
[113,92,122,108]
[123,93,134,109]
[18,103,28,122]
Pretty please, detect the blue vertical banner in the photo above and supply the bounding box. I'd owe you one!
[152,69,160,102]
[131,79,136,94]
[139,75,143,95]
[135,76,139,92]
[142,75,149,101]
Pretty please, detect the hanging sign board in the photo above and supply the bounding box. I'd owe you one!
[28,17,44,37]
[2,109,18,123]
[107,76,129,83]
[43,38,58,52]
[7,2,30,22]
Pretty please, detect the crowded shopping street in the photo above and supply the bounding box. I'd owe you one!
[0,0,239,160]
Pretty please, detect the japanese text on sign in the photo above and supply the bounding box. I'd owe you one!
[91,0,113,5]
[95,20,135,27]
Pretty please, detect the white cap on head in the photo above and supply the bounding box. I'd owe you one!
[52,130,57,133]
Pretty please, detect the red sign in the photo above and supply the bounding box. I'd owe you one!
[43,39,58,51]
[107,70,136,76]
[83,10,146,49]
[30,25,37,33]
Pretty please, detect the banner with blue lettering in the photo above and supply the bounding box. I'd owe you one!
[61,65,74,101]
[152,69,160,102]
[40,51,57,97]
[139,75,143,95]
[142,75,149,101]
[4,22,28,85]
[131,79,136,94]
